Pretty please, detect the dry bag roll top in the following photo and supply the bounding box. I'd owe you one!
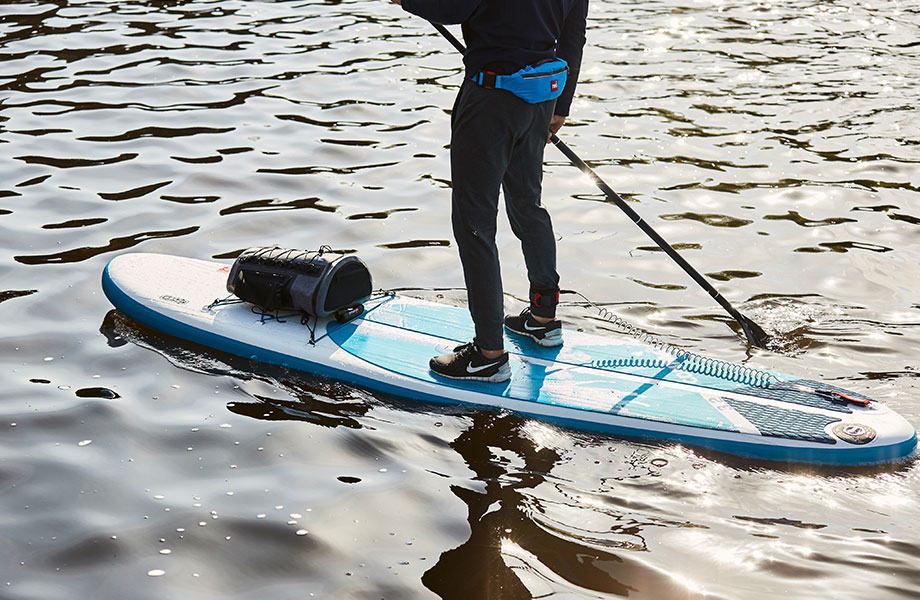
[226,246,372,317]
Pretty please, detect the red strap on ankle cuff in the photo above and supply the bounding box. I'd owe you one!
[532,290,560,308]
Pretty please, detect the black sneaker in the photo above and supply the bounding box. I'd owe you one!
[429,342,511,383]
[504,308,563,347]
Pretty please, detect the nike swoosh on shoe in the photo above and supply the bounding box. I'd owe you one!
[466,362,498,374]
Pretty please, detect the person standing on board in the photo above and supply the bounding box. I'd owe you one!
[391,0,589,382]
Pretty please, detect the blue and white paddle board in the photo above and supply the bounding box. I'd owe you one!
[102,253,916,466]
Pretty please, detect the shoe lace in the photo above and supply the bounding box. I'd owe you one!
[455,341,477,356]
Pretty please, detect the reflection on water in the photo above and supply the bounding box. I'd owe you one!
[2,0,919,598]
[422,413,720,599]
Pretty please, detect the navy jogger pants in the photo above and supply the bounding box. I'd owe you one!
[450,79,560,351]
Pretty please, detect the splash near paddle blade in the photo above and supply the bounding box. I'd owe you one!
[738,314,771,349]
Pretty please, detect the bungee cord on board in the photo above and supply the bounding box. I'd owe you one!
[557,289,781,388]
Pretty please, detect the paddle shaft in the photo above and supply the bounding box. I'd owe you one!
[428,22,768,347]
[549,135,755,330]
[432,22,464,53]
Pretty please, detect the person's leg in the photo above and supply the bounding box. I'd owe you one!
[430,82,517,382]
[502,100,560,320]
[449,81,522,352]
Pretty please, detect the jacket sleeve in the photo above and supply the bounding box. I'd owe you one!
[401,0,482,25]
[554,0,588,117]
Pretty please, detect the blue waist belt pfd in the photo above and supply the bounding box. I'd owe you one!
[471,58,568,104]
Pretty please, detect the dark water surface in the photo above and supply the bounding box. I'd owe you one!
[2,0,919,598]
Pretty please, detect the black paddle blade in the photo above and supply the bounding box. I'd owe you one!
[738,313,771,349]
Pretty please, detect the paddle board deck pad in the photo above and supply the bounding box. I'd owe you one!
[102,253,917,465]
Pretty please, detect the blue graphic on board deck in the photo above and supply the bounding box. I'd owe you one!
[358,298,868,415]
[361,297,767,389]
[330,299,737,433]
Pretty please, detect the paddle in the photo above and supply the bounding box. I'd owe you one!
[428,22,771,349]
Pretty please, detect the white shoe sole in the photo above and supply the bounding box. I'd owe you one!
[506,326,563,347]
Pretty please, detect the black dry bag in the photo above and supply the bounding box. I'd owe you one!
[226,246,372,317]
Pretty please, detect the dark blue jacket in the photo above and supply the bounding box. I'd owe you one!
[401,0,588,116]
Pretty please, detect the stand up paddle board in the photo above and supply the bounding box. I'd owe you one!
[102,253,916,465]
